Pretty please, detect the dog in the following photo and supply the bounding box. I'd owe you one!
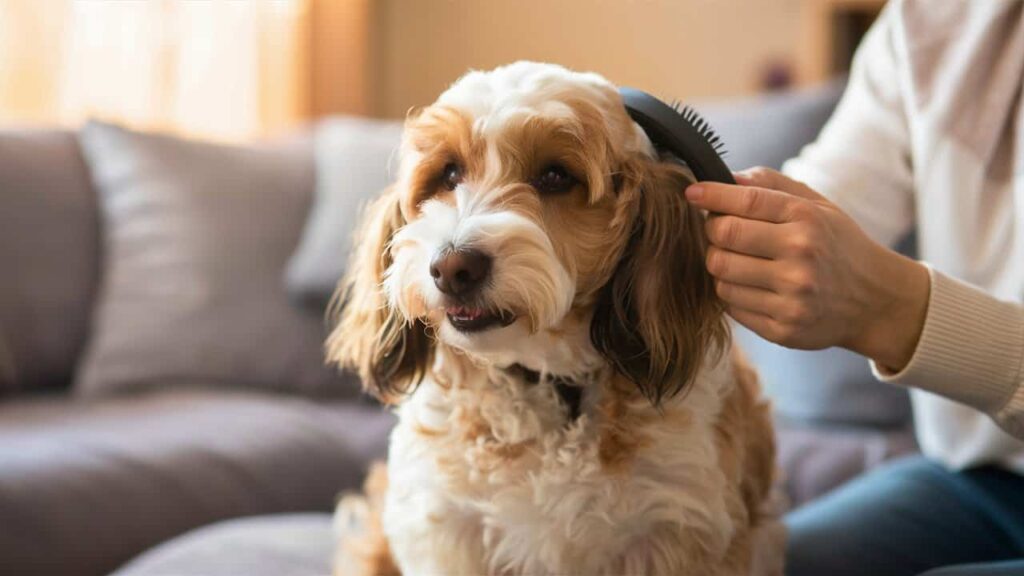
[328,61,783,576]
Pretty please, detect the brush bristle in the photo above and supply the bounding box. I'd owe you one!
[668,100,727,156]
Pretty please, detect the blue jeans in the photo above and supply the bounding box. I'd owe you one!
[785,456,1024,576]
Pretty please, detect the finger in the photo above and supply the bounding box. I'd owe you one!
[685,182,798,223]
[725,305,782,342]
[715,280,784,317]
[705,215,788,258]
[733,167,822,201]
[705,246,777,290]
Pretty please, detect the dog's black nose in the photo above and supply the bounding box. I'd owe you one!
[430,248,491,297]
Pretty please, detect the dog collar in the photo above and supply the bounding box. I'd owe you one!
[504,364,584,422]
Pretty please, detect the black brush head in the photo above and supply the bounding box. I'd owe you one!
[619,87,734,184]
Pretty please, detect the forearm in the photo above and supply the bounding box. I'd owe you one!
[870,267,1024,439]
[845,243,930,372]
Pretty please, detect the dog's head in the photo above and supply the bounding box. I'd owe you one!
[328,61,726,405]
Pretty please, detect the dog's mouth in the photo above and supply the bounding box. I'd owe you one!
[444,305,516,333]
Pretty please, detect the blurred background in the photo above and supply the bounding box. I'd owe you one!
[0,0,883,142]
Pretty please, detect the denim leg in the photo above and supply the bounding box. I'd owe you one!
[785,456,1024,576]
[919,559,1024,576]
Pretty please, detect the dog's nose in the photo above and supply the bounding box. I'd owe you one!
[430,248,492,297]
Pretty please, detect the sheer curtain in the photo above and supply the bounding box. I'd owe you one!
[0,0,310,141]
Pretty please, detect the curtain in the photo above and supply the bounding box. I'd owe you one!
[0,0,310,142]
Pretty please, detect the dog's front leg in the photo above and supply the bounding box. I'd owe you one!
[383,485,490,575]
[383,418,491,576]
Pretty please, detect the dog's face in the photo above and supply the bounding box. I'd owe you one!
[329,62,725,404]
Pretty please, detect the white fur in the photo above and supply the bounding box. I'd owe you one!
[383,350,744,576]
[386,186,575,362]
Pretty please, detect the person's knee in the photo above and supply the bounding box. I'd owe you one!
[784,457,957,576]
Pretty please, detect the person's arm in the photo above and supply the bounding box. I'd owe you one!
[682,2,1024,439]
[683,1,925,364]
[876,267,1024,439]
[685,171,1024,440]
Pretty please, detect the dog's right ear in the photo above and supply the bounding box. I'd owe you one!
[326,186,432,404]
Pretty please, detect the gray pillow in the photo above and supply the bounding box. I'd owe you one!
[695,79,847,172]
[285,116,404,307]
[75,121,356,398]
[0,129,100,394]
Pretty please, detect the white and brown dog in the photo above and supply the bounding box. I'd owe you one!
[328,61,782,576]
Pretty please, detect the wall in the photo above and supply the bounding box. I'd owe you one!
[371,0,804,118]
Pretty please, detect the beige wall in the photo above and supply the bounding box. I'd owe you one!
[371,0,804,118]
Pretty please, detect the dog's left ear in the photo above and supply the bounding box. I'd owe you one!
[325,186,433,404]
[591,157,728,405]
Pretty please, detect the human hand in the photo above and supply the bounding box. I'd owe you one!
[685,167,930,372]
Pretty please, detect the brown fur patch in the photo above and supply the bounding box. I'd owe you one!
[334,462,401,576]
[597,374,650,472]
[486,439,533,460]
[412,422,445,438]
[452,399,533,462]
[713,350,778,573]
[401,106,481,217]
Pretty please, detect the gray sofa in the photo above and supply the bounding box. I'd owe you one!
[0,81,916,576]
[0,128,395,576]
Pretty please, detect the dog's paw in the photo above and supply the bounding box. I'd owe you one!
[335,493,371,538]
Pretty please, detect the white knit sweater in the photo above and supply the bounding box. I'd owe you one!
[784,0,1024,470]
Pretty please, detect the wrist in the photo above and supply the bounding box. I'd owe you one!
[847,246,931,371]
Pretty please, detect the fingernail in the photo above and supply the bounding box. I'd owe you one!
[685,185,704,201]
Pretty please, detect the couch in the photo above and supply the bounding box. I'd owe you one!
[0,80,916,576]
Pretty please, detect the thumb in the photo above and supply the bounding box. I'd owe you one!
[734,167,822,201]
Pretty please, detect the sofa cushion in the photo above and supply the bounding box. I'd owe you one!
[775,418,918,509]
[75,121,356,397]
[285,117,404,308]
[695,79,847,173]
[105,419,919,576]
[111,514,334,576]
[0,389,394,576]
[0,129,100,394]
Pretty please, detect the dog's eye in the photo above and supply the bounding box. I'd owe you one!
[441,163,462,191]
[533,164,577,195]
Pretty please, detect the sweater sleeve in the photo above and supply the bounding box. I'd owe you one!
[872,268,1024,440]
[783,1,915,248]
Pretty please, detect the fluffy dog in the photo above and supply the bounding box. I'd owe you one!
[328,61,782,576]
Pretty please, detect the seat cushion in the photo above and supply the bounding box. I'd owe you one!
[0,129,100,394]
[74,121,357,398]
[111,514,334,576]
[0,389,394,576]
[105,420,919,576]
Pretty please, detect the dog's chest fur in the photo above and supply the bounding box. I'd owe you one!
[382,348,754,576]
